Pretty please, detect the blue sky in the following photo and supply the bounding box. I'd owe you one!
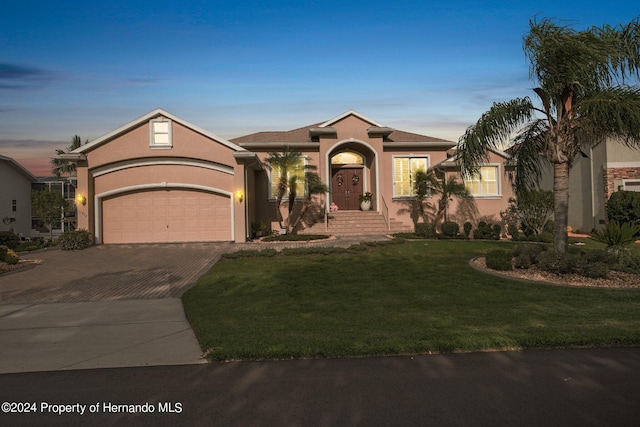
[1,0,638,175]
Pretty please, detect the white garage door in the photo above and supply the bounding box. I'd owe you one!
[102,189,231,243]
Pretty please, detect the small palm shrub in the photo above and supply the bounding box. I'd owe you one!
[59,229,93,250]
[485,249,513,271]
[415,222,437,238]
[590,221,639,250]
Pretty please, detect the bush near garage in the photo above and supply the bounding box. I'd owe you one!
[58,229,93,250]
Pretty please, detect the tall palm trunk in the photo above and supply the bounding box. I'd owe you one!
[553,162,570,253]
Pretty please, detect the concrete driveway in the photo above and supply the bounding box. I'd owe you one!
[0,243,236,374]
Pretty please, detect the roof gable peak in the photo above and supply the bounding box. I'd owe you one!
[74,108,245,153]
[319,110,385,128]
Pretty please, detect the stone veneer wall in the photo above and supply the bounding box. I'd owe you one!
[604,167,640,198]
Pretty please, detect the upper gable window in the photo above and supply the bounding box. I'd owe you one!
[150,119,172,148]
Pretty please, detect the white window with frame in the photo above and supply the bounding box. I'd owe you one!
[270,157,307,199]
[150,119,172,148]
[393,156,429,197]
[465,165,500,197]
[623,179,640,192]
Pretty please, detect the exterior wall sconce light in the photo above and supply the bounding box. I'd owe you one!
[76,194,87,206]
[235,190,244,203]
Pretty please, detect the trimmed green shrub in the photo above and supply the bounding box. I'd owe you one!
[473,221,500,240]
[583,249,618,265]
[58,229,93,250]
[0,231,20,249]
[617,250,640,274]
[463,222,473,237]
[577,261,609,279]
[537,251,577,275]
[514,254,532,269]
[262,234,330,242]
[507,224,519,240]
[543,220,555,234]
[222,248,279,259]
[606,191,640,228]
[415,222,437,238]
[513,243,547,265]
[485,249,513,271]
[0,245,8,262]
[441,221,460,237]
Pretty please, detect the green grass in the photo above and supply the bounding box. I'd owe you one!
[182,240,640,361]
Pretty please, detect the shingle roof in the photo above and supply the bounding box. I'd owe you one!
[230,123,323,144]
[230,114,453,145]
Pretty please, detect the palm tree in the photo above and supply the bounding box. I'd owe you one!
[458,18,640,253]
[434,175,471,223]
[265,146,326,233]
[289,171,328,234]
[414,168,471,224]
[265,146,306,230]
[51,135,86,178]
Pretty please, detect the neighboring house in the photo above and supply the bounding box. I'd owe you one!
[32,177,77,238]
[0,155,38,238]
[539,138,640,232]
[61,109,514,244]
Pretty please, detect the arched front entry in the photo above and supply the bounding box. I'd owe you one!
[330,151,364,210]
[327,143,377,211]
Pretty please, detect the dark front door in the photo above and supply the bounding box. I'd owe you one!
[331,168,363,210]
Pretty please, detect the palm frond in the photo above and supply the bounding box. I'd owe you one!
[577,86,640,145]
[508,119,550,194]
[457,97,535,178]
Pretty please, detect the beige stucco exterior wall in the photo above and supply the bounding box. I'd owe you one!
[75,114,248,243]
[446,151,515,226]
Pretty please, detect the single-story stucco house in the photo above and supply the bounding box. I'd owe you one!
[0,155,38,239]
[61,109,515,244]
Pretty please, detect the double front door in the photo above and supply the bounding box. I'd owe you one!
[331,167,363,211]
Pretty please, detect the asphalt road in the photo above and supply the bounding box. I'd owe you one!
[1,347,639,426]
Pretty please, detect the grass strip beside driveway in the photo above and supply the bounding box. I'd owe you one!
[182,241,640,361]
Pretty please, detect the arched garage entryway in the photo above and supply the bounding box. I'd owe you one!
[98,186,233,244]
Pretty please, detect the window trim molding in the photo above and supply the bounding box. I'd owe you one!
[149,118,173,149]
[392,155,430,199]
[622,179,640,192]
[465,164,501,198]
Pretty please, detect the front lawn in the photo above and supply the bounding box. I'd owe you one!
[182,240,640,361]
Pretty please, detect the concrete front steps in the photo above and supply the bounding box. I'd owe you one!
[299,210,413,236]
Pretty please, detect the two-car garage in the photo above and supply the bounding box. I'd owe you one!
[101,189,232,244]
